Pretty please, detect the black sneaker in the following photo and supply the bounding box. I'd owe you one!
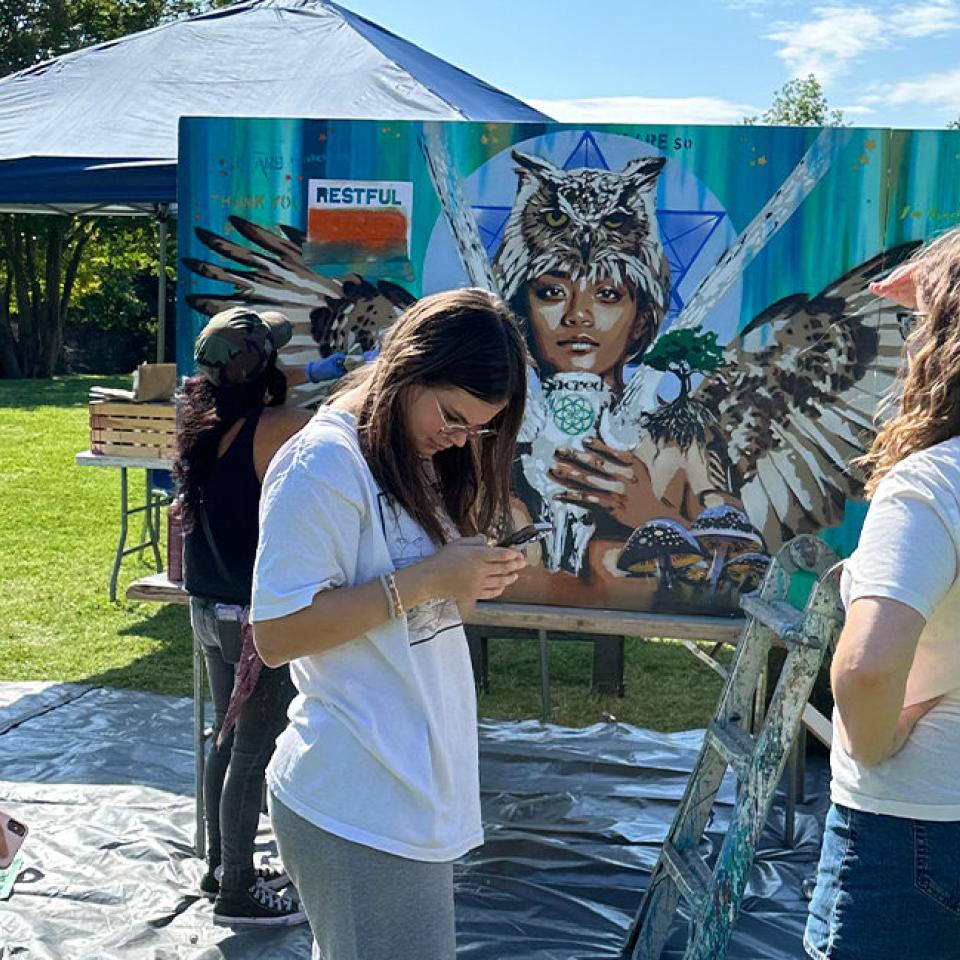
[213,876,306,927]
[200,863,290,900]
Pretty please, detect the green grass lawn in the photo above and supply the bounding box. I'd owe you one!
[0,375,729,730]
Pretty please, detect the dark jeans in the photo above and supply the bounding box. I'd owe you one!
[805,802,960,960]
[190,596,295,894]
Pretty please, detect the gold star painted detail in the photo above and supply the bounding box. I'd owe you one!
[756,155,768,166]
[865,139,876,151]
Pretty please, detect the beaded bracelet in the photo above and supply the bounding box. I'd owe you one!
[379,572,404,620]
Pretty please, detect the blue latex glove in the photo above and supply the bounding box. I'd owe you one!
[306,353,346,383]
[363,347,380,363]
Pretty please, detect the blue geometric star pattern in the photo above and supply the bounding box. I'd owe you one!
[471,131,728,320]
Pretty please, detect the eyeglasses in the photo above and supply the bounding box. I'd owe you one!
[896,311,925,342]
[435,395,496,441]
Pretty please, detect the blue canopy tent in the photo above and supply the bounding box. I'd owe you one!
[0,0,548,355]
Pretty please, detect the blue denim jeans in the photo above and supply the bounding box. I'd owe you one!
[805,803,960,960]
[190,596,295,894]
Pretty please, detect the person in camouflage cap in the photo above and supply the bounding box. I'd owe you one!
[195,307,293,386]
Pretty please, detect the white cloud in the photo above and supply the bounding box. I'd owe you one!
[837,103,877,117]
[527,95,759,126]
[767,7,888,83]
[884,66,960,108]
[890,0,960,36]
[766,2,960,83]
[721,0,772,12]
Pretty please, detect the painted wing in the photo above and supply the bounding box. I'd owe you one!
[183,215,416,356]
[694,243,919,546]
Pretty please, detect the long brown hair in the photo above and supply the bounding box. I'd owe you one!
[330,288,528,543]
[861,227,960,496]
[174,354,287,531]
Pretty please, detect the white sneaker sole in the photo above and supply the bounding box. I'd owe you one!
[213,911,307,927]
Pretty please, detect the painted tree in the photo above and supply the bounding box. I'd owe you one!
[641,327,725,452]
[643,327,723,396]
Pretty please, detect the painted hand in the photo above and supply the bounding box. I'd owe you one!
[548,437,659,528]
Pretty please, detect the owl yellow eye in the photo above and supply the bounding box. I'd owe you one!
[603,212,627,229]
[543,210,569,228]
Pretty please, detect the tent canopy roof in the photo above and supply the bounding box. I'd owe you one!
[0,0,547,213]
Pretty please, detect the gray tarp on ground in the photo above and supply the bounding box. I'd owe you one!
[0,681,826,959]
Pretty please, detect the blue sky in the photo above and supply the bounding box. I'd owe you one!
[348,0,960,129]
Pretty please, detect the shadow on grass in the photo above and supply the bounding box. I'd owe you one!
[83,603,195,698]
[0,374,129,409]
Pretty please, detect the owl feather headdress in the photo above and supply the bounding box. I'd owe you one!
[494,150,671,334]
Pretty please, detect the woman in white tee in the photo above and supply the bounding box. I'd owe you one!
[250,288,529,960]
[804,230,960,960]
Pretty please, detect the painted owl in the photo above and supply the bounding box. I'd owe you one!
[494,150,672,332]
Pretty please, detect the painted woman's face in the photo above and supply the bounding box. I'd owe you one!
[525,274,640,382]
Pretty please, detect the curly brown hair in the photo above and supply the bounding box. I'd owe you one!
[860,227,960,496]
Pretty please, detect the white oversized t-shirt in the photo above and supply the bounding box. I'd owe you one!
[251,408,483,861]
[832,436,960,820]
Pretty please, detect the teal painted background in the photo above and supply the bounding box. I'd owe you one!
[177,119,960,613]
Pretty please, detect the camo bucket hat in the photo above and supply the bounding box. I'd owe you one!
[194,307,292,386]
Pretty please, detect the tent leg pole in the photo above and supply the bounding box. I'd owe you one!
[157,203,169,363]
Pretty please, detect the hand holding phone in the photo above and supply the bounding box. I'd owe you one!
[0,812,27,869]
[497,522,552,548]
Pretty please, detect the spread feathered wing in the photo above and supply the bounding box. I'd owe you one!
[182,215,416,358]
[693,243,919,547]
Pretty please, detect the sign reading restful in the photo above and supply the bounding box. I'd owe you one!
[306,178,413,265]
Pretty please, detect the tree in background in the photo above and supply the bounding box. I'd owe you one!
[0,0,209,377]
[743,74,846,127]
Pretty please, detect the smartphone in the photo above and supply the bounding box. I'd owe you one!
[497,522,552,548]
[0,813,27,869]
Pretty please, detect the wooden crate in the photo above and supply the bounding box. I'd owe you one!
[89,401,177,460]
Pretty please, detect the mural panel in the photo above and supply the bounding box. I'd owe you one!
[178,118,960,615]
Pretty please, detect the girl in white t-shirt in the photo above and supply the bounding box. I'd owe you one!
[804,230,960,960]
[250,288,529,960]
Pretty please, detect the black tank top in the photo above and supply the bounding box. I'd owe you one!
[183,407,264,604]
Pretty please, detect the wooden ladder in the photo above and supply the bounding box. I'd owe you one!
[620,535,844,960]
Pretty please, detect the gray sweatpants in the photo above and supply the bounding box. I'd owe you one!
[270,793,457,960]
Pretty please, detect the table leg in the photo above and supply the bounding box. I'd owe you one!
[109,467,130,603]
[538,629,552,722]
[144,469,163,571]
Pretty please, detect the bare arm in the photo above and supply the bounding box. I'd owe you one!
[253,406,313,482]
[255,564,434,667]
[277,362,309,387]
[254,539,524,668]
[831,596,930,766]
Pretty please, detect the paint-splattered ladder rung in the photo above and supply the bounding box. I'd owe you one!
[706,721,755,780]
[661,842,710,915]
[738,595,807,645]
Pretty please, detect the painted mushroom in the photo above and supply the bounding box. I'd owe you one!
[617,519,705,589]
[677,559,711,587]
[689,505,764,594]
[719,551,770,594]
